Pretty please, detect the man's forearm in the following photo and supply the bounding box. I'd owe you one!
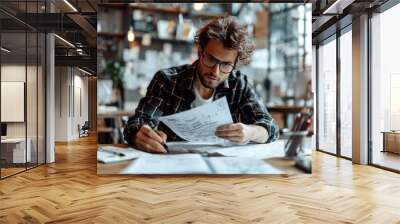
[249,125,269,143]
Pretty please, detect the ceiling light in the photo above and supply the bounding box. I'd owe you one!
[76,49,84,55]
[1,47,11,53]
[63,0,78,12]
[322,0,354,15]
[54,34,75,48]
[78,67,92,76]
[127,26,135,42]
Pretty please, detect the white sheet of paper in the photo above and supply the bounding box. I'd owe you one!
[159,97,233,144]
[207,157,285,174]
[165,140,288,158]
[97,146,149,163]
[121,154,212,174]
[213,140,287,158]
[165,141,234,154]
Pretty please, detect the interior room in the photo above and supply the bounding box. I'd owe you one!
[0,0,399,223]
[0,3,46,178]
[313,0,400,172]
[96,3,313,175]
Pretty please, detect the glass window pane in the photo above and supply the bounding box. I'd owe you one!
[371,4,400,171]
[340,29,352,158]
[1,26,28,177]
[27,31,38,169]
[318,37,337,154]
[38,32,45,165]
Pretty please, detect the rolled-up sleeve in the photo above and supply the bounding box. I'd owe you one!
[239,78,279,143]
[123,71,167,146]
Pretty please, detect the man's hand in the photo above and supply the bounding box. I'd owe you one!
[215,123,269,144]
[215,123,253,144]
[133,125,168,153]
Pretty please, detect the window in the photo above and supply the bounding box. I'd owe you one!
[370,3,400,171]
[0,1,47,179]
[317,37,337,154]
[339,28,352,158]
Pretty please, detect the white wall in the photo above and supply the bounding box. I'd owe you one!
[1,65,26,138]
[54,67,89,141]
[55,66,69,141]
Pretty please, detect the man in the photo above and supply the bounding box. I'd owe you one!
[124,16,279,153]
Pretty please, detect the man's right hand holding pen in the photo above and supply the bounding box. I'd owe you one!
[133,125,168,153]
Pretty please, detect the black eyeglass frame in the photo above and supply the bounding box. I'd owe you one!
[200,50,238,74]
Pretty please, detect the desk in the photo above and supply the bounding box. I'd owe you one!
[97,141,310,175]
[1,138,32,164]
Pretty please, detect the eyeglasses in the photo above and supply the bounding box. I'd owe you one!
[201,52,236,73]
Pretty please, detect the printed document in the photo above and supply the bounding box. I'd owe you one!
[120,154,211,174]
[159,97,233,144]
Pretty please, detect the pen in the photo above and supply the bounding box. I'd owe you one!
[98,148,125,157]
[162,142,169,153]
[155,123,168,153]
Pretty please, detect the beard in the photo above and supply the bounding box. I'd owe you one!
[197,65,224,89]
[198,72,220,89]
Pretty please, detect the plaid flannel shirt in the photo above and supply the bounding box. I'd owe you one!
[124,61,279,146]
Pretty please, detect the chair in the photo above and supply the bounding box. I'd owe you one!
[78,121,90,138]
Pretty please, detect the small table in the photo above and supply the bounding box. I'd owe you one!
[381,131,400,154]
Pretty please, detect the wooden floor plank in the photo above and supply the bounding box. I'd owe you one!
[0,135,399,223]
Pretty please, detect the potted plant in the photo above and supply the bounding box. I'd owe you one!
[104,60,125,109]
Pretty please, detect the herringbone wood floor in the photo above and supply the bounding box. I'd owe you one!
[1,135,400,224]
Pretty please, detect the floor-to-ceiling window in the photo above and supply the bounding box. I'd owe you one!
[316,23,353,159]
[317,35,337,155]
[371,3,400,171]
[339,27,352,159]
[0,1,46,179]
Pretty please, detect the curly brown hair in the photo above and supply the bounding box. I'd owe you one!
[194,16,255,66]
